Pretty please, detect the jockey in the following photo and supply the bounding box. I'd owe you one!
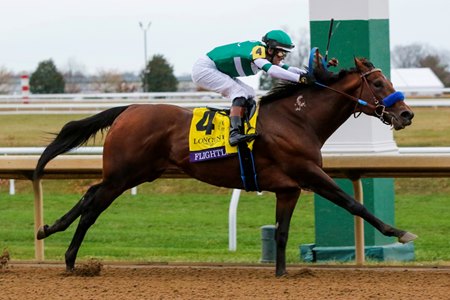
[192,30,335,146]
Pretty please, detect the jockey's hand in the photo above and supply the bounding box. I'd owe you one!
[298,73,314,85]
[314,53,338,68]
[327,58,339,67]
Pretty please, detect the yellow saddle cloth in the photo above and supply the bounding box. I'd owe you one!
[189,107,258,162]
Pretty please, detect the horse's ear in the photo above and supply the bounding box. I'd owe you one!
[354,57,365,71]
[314,48,324,70]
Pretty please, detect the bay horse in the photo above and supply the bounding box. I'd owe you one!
[34,56,416,277]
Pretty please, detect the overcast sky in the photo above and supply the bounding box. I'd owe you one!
[1,0,449,76]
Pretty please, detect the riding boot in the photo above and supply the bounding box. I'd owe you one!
[229,105,257,146]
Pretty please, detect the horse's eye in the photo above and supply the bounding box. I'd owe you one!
[373,80,383,88]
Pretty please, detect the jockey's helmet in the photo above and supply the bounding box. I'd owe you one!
[262,30,295,52]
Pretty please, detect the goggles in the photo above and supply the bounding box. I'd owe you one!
[275,50,288,59]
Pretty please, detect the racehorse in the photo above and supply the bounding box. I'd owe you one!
[34,55,416,277]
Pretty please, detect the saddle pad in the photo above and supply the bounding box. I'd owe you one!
[189,107,258,162]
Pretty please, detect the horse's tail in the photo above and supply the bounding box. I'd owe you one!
[33,105,130,180]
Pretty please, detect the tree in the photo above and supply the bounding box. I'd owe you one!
[63,70,85,93]
[259,72,276,91]
[30,59,65,94]
[282,27,310,68]
[63,58,87,93]
[92,70,124,93]
[0,67,14,94]
[142,54,178,92]
[420,54,450,86]
[391,44,432,68]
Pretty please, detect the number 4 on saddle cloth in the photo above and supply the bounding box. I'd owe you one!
[189,106,260,192]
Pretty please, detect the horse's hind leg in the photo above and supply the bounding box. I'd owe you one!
[36,184,102,240]
[63,181,124,271]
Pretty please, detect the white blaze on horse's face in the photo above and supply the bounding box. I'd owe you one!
[295,95,306,112]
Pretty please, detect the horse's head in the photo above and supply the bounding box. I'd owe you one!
[353,57,414,130]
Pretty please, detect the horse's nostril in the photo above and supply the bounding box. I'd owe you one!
[401,110,414,121]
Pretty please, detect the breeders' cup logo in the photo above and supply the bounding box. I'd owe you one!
[295,95,306,111]
[217,119,226,132]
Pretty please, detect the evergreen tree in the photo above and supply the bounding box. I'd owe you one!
[259,72,279,90]
[142,54,178,92]
[30,59,65,94]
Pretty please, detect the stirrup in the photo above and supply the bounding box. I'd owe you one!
[229,133,258,146]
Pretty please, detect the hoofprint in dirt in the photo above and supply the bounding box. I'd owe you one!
[1,263,449,300]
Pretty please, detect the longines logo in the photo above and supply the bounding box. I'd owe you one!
[193,135,225,146]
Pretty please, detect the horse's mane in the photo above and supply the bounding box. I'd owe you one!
[260,58,375,104]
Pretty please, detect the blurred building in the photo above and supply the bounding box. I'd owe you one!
[391,68,445,97]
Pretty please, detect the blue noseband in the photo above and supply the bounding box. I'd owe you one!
[382,91,405,107]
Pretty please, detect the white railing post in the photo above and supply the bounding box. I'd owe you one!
[131,187,137,195]
[228,189,241,251]
[9,179,15,195]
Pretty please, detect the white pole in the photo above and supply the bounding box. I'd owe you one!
[131,186,137,195]
[9,179,15,195]
[228,189,241,251]
[139,21,151,92]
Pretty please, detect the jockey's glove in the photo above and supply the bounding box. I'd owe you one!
[327,58,339,67]
[298,73,313,85]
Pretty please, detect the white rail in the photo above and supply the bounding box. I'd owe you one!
[2,146,448,156]
[0,91,449,114]
[0,87,449,101]
[0,92,225,102]
[0,147,103,155]
[404,99,450,107]
[399,147,450,154]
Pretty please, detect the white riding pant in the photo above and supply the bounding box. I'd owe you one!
[191,56,256,101]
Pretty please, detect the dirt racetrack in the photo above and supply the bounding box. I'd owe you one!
[1,263,449,300]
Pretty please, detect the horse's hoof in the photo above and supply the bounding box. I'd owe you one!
[276,270,288,278]
[398,232,418,243]
[66,266,75,273]
[36,225,48,240]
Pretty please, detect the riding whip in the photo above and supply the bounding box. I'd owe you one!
[324,18,334,62]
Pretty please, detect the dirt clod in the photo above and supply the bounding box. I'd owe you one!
[0,249,10,269]
[68,259,103,277]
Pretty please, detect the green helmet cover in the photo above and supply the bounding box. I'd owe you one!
[262,30,295,52]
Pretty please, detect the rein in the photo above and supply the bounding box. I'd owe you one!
[313,68,405,124]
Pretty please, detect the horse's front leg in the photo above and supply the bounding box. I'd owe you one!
[274,189,300,277]
[306,167,417,243]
